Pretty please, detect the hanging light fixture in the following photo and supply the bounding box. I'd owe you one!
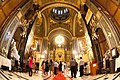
[55,35,64,44]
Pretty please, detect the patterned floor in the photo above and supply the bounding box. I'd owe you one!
[0,70,120,80]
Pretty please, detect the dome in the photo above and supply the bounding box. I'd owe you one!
[50,7,70,22]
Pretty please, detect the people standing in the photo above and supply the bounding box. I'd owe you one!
[54,61,59,75]
[74,59,78,78]
[64,62,68,76]
[49,59,54,76]
[79,57,84,77]
[59,61,62,72]
[41,60,45,76]
[70,58,76,78]
[28,56,33,76]
[35,61,39,74]
[33,58,36,73]
[45,60,49,76]
[104,50,110,70]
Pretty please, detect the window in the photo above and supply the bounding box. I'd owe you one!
[50,7,70,21]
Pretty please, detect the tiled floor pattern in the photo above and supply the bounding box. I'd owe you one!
[1,70,120,80]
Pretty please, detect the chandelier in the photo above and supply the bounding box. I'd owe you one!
[55,35,64,45]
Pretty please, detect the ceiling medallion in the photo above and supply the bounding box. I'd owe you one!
[50,7,70,22]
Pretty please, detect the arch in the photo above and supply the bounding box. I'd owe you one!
[73,14,77,36]
[95,28,109,54]
[13,27,24,50]
[49,32,71,44]
[41,13,47,36]
[39,1,80,13]
[17,24,24,31]
[47,28,72,51]
[48,27,72,39]
[39,1,81,38]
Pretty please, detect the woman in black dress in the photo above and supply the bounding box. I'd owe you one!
[59,61,62,71]
[45,60,49,75]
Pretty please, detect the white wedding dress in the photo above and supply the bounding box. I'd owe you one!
[11,42,20,61]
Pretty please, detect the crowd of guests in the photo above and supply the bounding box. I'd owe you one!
[28,55,85,79]
[41,59,68,77]
[27,50,113,78]
[40,57,85,78]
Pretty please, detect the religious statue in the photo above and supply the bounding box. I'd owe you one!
[11,39,20,61]
[10,39,20,70]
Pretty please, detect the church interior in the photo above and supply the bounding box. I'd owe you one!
[0,0,120,80]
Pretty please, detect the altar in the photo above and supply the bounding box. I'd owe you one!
[0,55,11,70]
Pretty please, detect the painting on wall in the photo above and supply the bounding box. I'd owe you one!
[34,38,43,54]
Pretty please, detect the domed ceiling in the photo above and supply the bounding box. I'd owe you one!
[50,7,70,22]
[33,0,87,49]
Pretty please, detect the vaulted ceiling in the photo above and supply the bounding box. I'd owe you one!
[33,0,87,48]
